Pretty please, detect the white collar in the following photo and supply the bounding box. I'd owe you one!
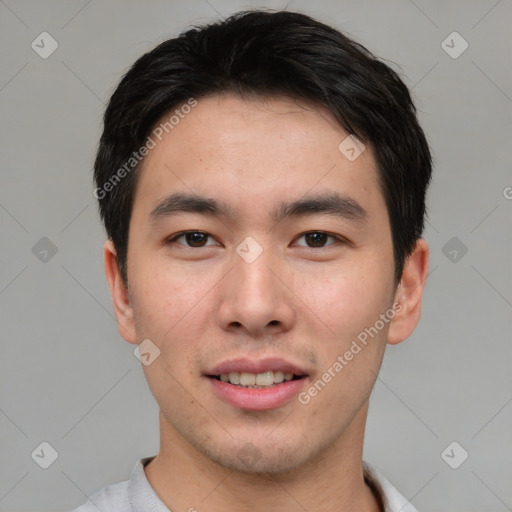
[129,457,419,512]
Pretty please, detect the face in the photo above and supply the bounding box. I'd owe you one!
[109,94,416,475]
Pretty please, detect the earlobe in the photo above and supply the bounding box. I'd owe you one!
[387,238,429,345]
[103,239,138,344]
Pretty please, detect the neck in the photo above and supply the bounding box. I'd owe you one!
[145,404,380,512]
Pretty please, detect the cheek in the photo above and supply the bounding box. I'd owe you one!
[130,257,215,338]
[302,257,394,336]
[296,258,394,407]
[301,275,390,419]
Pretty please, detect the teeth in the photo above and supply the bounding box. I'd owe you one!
[228,372,240,385]
[217,371,299,387]
[239,372,256,386]
[273,371,285,383]
[256,371,274,386]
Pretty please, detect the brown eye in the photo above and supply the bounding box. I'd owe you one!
[305,232,328,247]
[295,231,339,248]
[186,232,208,247]
[168,231,217,248]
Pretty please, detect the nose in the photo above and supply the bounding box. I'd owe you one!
[216,246,296,337]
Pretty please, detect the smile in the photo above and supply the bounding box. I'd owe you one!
[210,371,303,388]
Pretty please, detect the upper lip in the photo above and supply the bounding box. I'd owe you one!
[206,357,309,376]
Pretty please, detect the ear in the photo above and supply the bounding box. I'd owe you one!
[103,239,138,344]
[387,238,429,345]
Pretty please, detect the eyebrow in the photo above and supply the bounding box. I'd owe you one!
[149,191,367,225]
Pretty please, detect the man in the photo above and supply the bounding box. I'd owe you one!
[76,9,432,512]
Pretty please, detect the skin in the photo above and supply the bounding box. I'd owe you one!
[104,93,429,512]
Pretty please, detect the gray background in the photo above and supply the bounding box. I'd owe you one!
[0,1,511,511]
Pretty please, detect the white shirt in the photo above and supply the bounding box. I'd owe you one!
[71,457,418,512]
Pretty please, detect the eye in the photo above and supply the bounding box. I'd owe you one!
[166,230,344,249]
[293,231,341,248]
[167,231,218,248]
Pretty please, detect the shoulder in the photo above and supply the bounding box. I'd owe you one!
[68,457,158,512]
[69,479,130,511]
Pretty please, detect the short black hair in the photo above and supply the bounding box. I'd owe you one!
[94,9,433,285]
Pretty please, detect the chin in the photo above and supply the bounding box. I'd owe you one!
[190,426,335,477]
[205,443,309,475]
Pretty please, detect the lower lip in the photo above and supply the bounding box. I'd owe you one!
[206,377,308,411]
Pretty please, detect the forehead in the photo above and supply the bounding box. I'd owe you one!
[132,94,385,223]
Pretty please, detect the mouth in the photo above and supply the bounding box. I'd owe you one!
[204,358,310,411]
[208,371,306,389]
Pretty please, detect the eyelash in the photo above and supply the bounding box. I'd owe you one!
[165,230,346,249]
